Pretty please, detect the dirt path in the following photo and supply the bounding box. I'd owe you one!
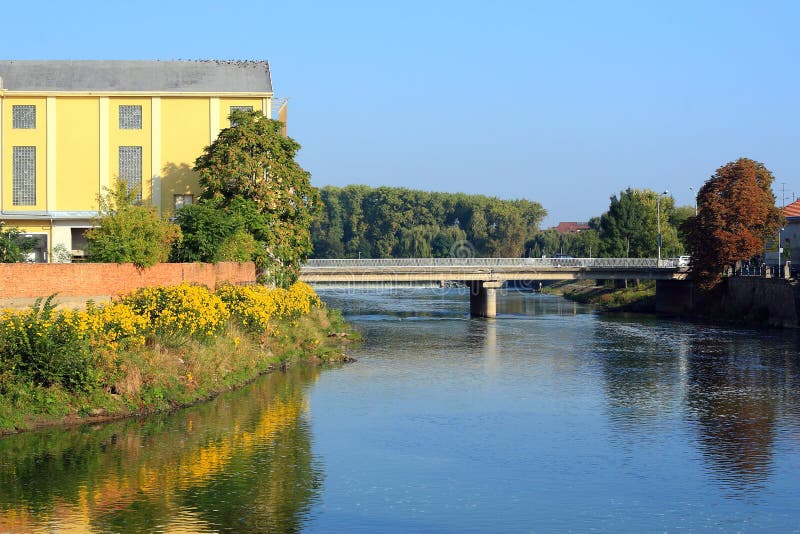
[0,295,112,310]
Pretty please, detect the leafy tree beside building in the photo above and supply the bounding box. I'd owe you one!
[682,158,784,288]
[86,180,181,268]
[189,109,319,286]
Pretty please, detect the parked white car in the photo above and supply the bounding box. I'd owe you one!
[677,256,691,267]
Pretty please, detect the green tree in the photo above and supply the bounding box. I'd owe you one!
[682,158,784,288]
[525,228,600,258]
[309,185,546,259]
[597,188,681,258]
[670,205,695,252]
[86,180,181,268]
[310,187,345,258]
[171,198,259,263]
[194,109,319,285]
[575,228,601,257]
[0,222,36,263]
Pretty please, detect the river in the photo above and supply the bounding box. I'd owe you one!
[1,289,799,532]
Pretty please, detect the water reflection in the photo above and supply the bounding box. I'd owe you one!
[684,332,800,492]
[594,316,688,428]
[0,366,323,533]
[3,290,800,530]
[594,315,800,494]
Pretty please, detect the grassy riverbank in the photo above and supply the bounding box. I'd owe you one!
[543,280,656,312]
[0,283,358,434]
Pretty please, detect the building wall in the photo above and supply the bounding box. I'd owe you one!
[782,221,800,266]
[0,261,256,298]
[56,97,100,211]
[109,97,153,201]
[160,97,210,214]
[2,96,48,212]
[1,90,272,259]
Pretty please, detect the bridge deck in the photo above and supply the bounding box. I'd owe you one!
[300,258,688,283]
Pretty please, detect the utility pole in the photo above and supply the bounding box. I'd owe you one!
[657,190,668,266]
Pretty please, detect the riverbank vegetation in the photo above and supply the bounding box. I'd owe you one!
[0,282,356,434]
[544,280,656,313]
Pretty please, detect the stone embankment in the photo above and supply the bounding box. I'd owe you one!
[657,277,799,328]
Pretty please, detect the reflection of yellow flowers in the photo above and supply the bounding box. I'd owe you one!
[138,396,306,494]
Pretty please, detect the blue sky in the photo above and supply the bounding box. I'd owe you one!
[3,0,798,227]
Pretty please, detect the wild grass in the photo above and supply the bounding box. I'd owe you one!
[0,283,357,433]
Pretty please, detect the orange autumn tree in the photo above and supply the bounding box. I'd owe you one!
[682,158,784,289]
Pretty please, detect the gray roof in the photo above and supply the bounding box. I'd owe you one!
[0,60,272,93]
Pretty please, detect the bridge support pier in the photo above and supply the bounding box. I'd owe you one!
[469,281,503,318]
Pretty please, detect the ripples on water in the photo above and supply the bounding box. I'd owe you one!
[1,288,799,532]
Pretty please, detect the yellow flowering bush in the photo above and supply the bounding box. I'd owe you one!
[65,302,149,353]
[119,284,230,345]
[0,282,325,393]
[216,282,322,333]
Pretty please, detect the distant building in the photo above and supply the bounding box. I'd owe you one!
[552,221,590,234]
[0,60,279,261]
[763,199,800,268]
[781,199,800,265]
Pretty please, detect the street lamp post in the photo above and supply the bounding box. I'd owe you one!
[657,190,668,266]
[689,186,697,216]
[778,227,784,277]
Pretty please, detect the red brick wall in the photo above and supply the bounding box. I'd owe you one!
[0,262,256,298]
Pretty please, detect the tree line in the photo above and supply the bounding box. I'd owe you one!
[311,186,547,258]
[526,189,695,259]
[310,185,696,260]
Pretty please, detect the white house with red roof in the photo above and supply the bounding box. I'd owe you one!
[781,200,800,266]
[766,199,800,270]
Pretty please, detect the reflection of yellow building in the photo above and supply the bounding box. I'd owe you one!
[0,60,284,261]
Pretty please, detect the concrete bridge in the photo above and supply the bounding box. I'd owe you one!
[300,258,688,318]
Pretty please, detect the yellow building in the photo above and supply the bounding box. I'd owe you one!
[0,60,280,261]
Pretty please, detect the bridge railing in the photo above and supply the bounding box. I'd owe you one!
[304,258,678,269]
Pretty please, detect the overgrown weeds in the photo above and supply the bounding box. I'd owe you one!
[0,282,357,433]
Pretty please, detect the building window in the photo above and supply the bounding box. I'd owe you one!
[119,146,142,201]
[119,105,142,129]
[12,146,36,206]
[12,105,36,129]
[174,194,194,211]
[229,105,253,126]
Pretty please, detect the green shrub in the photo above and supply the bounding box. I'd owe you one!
[0,296,100,391]
[86,179,181,268]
